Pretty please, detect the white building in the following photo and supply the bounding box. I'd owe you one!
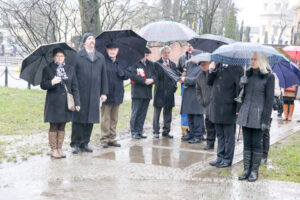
[259,0,293,44]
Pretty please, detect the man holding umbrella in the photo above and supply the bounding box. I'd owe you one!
[153,46,179,139]
[71,33,108,154]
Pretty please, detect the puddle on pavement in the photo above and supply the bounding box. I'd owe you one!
[97,145,214,169]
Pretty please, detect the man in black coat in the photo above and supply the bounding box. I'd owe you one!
[129,47,155,139]
[71,33,108,154]
[208,62,243,168]
[100,42,130,148]
[153,46,178,139]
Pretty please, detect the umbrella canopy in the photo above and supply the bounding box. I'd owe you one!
[20,42,76,86]
[95,29,147,66]
[211,42,283,66]
[138,21,198,42]
[188,53,211,63]
[283,46,300,62]
[157,62,180,82]
[187,34,235,53]
[271,56,300,88]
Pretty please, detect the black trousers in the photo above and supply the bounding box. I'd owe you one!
[262,118,272,156]
[71,123,94,147]
[130,98,150,136]
[242,127,263,153]
[153,106,172,135]
[215,124,236,164]
[187,114,204,139]
[205,116,216,145]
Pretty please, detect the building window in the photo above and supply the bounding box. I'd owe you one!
[275,3,281,11]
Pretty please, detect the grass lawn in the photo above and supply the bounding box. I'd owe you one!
[260,132,300,183]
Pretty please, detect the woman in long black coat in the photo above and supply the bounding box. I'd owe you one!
[237,52,274,182]
[40,48,80,159]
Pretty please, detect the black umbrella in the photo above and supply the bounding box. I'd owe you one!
[20,42,76,86]
[188,34,235,53]
[157,63,181,82]
[95,30,147,66]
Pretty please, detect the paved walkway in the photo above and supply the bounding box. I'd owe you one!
[0,100,300,199]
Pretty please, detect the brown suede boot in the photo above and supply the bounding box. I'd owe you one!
[283,104,289,121]
[48,131,60,158]
[288,104,295,121]
[57,131,66,158]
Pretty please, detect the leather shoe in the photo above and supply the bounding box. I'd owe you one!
[216,162,231,168]
[139,135,147,139]
[80,145,93,153]
[203,143,214,150]
[162,133,173,139]
[209,160,221,166]
[188,138,201,144]
[71,146,80,154]
[101,142,109,148]
[108,141,121,147]
[132,135,141,139]
[154,133,159,139]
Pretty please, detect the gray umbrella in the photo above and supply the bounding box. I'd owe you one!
[188,53,211,63]
[138,21,198,42]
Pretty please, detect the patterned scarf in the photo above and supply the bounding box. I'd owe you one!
[55,62,68,80]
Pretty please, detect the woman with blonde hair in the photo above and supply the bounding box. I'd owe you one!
[237,52,274,182]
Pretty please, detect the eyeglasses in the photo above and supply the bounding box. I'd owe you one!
[55,55,65,58]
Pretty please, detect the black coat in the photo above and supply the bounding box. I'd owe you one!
[153,58,178,108]
[40,62,80,123]
[208,64,243,124]
[129,60,156,99]
[237,68,274,129]
[72,48,108,124]
[196,71,212,115]
[181,62,204,114]
[103,55,130,105]
[177,52,191,75]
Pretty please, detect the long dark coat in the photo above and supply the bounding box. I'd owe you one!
[153,58,178,108]
[103,55,130,105]
[129,60,156,99]
[196,71,212,115]
[177,51,191,74]
[181,62,204,114]
[208,64,243,124]
[237,68,274,129]
[40,62,80,123]
[72,48,108,124]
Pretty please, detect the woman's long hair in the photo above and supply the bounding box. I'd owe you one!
[254,52,272,74]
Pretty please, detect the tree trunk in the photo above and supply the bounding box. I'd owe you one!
[78,0,101,35]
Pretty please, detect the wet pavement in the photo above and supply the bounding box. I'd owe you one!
[1,101,300,199]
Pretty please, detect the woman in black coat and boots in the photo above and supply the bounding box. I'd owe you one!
[237,52,274,182]
[41,48,80,158]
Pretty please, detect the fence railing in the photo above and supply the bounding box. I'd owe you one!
[0,66,31,89]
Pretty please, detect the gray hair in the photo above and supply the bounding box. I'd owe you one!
[160,45,171,53]
[253,52,272,74]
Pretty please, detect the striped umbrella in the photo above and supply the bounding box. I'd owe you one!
[138,21,198,42]
[211,42,283,66]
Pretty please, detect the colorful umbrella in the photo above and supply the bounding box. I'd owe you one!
[283,46,300,62]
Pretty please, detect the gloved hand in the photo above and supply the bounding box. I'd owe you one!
[51,76,61,86]
[261,123,269,131]
[75,106,80,112]
[239,76,248,86]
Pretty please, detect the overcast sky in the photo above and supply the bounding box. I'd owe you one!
[234,0,299,27]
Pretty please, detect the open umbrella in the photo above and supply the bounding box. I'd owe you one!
[156,62,181,82]
[211,42,283,66]
[271,56,300,88]
[283,46,300,62]
[95,30,147,66]
[20,42,76,86]
[187,34,235,53]
[138,21,198,42]
[187,53,211,63]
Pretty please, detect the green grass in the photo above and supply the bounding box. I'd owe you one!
[260,132,300,182]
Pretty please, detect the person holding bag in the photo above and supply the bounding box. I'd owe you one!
[283,84,297,121]
[41,48,80,159]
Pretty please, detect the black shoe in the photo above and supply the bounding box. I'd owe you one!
[162,133,173,139]
[139,135,147,139]
[216,162,231,168]
[153,133,159,139]
[188,138,201,144]
[108,141,121,147]
[80,145,93,152]
[209,159,221,166]
[248,152,262,182]
[181,136,193,141]
[101,142,109,148]
[132,135,141,139]
[239,151,252,180]
[71,146,80,154]
[203,143,214,150]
